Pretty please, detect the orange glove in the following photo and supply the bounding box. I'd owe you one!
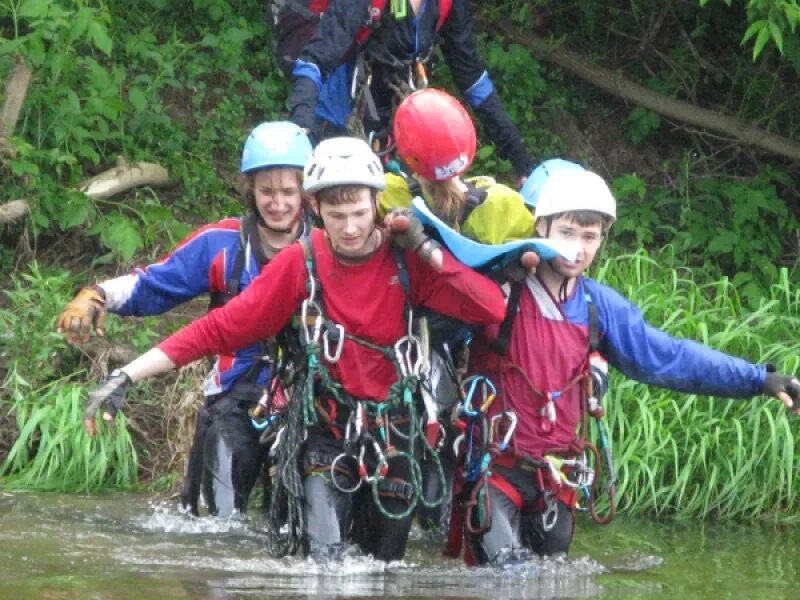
[56,286,106,344]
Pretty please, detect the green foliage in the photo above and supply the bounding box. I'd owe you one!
[1,0,284,260]
[623,106,662,145]
[611,168,798,307]
[595,249,800,520]
[1,368,138,492]
[0,266,144,491]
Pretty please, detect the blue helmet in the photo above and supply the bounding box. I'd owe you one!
[240,121,312,174]
[520,158,585,209]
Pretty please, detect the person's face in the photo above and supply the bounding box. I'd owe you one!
[537,215,604,277]
[252,168,304,231]
[317,188,377,258]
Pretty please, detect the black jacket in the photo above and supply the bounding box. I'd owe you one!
[288,0,533,177]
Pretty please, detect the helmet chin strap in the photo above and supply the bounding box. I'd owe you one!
[540,217,572,302]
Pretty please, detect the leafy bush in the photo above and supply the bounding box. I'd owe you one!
[611,169,798,306]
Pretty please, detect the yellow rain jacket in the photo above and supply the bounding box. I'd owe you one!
[380,173,534,245]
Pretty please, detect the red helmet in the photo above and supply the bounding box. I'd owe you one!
[393,89,477,181]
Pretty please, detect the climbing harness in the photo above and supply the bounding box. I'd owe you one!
[272,235,448,535]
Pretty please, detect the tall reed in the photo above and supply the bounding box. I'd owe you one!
[1,367,138,492]
[594,248,800,521]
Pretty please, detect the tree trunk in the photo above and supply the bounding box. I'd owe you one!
[497,25,800,163]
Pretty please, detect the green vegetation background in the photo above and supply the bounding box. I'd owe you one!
[1,0,799,520]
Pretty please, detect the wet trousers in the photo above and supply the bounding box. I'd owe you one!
[181,386,268,517]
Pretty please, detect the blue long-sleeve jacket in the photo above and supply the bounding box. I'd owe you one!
[99,218,274,396]
[473,275,766,458]
[288,0,532,177]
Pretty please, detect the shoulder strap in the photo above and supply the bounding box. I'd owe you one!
[298,234,321,299]
[393,245,412,303]
[458,186,488,228]
[228,215,256,296]
[489,281,522,357]
[209,216,251,308]
[436,0,453,31]
[586,291,600,352]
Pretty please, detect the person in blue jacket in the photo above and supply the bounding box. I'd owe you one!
[287,0,533,181]
[449,167,800,566]
[56,121,313,517]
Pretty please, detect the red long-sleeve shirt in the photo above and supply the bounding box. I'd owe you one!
[159,229,505,400]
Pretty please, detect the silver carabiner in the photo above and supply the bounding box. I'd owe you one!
[490,411,517,452]
[541,491,559,532]
[330,453,362,493]
[322,323,345,363]
[452,433,465,457]
[300,299,322,344]
[408,335,425,376]
[394,336,411,377]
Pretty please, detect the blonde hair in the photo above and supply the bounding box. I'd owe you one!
[419,177,467,229]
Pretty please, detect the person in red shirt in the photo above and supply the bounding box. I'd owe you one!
[84,136,506,561]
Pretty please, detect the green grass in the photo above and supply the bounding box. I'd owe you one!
[595,249,800,521]
[1,367,138,492]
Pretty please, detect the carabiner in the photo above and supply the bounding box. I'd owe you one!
[322,322,345,363]
[460,375,496,418]
[490,411,517,452]
[300,299,322,344]
[452,432,465,457]
[541,491,558,532]
[331,453,362,493]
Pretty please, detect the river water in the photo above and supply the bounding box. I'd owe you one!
[0,491,797,599]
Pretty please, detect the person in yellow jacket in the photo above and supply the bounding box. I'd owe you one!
[380,88,534,247]
[379,88,539,534]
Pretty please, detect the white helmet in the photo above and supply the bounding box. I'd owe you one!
[303,137,385,193]
[534,169,616,223]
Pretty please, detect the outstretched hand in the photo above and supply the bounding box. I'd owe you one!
[56,286,107,344]
[384,208,443,270]
[763,371,800,414]
[84,369,132,435]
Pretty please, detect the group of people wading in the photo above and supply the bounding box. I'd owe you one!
[57,0,800,568]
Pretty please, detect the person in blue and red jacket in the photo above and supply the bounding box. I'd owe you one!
[450,168,800,567]
[80,137,506,561]
[286,0,533,182]
[56,121,313,517]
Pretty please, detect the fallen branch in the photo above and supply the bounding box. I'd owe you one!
[497,25,800,163]
[78,160,170,199]
[0,199,30,225]
[79,338,140,365]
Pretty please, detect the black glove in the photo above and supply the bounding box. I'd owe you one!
[386,207,442,258]
[762,371,800,406]
[85,369,131,422]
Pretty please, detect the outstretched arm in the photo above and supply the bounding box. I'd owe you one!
[83,244,308,434]
[592,281,800,412]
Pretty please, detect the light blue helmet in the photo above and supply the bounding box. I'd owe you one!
[240,121,312,174]
[520,158,585,209]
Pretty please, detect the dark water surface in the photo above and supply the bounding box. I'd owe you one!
[0,491,797,599]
